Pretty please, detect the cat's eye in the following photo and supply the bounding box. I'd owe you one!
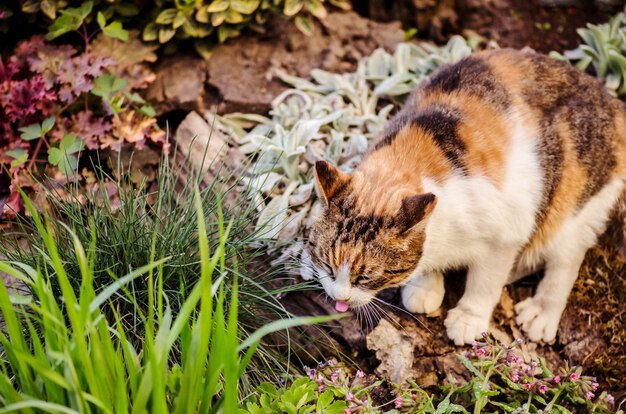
[354,275,368,284]
[320,261,334,276]
[384,267,412,275]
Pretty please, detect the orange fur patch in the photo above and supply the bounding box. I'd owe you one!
[524,118,587,255]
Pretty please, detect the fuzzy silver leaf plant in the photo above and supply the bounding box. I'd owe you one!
[551,12,626,97]
[214,35,487,245]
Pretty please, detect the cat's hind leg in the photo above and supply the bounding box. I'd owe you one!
[402,270,445,314]
[514,255,584,343]
[515,177,624,342]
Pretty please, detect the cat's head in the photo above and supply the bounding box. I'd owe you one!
[305,160,437,311]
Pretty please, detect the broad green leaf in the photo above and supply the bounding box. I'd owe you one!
[212,11,226,26]
[224,9,244,24]
[230,0,261,14]
[294,14,314,36]
[6,149,28,169]
[196,7,210,23]
[21,0,40,13]
[305,0,327,19]
[143,22,159,41]
[139,105,157,117]
[159,27,177,43]
[19,123,42,141]
[97,10,106,28]
[41,116,55,134]
[59,134,84,154]
[97,12,129,41]
[217,25,240,43]
[284,0,304,16]
[40,0,56,19]
[46,1,93,40]
[206,0,230,13]
[156,8,178,24]
[173,12,187,29]
[328,0,351,10]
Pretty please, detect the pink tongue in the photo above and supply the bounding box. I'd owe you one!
[335,300,350,312]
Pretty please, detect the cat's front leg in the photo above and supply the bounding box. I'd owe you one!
[444,248,517,345]
[401,270,445,314]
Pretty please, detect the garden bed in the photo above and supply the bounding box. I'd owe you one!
[1,0,625,412]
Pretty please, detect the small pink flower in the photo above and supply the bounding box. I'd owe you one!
[538,384,548,394]
[411,393,417,400]
[316,374,325,384]
[394,397,403,409]
[607,394,615,405]
[586,391,595,400]
[510,372,520,383]
[523,383,532,391]
[307,368,316,379]
[472,341,479,349]
[318,384,326,393]
[476,348,487,357]
[591,382,599,391]
[344,409,352,414]
[569,373,579,381]
[330,371,339,383]
[346,393,354,402]
[356,370,365,378]
[552,375,561,384]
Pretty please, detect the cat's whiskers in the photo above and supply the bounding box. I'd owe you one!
[372,296,432,334]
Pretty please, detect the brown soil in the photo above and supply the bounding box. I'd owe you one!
[455,0,618,53]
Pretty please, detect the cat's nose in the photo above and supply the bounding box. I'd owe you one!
[333,286,351,302]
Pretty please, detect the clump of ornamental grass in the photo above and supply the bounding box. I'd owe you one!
[0,146,316,389]
[242,335,621,413]
[0,187,336,411]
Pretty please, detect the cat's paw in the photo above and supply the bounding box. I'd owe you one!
[444,307,489,346]
[402,280,444,314]
[514,297,561,343]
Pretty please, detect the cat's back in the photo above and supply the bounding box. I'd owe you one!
[368,48,625,253]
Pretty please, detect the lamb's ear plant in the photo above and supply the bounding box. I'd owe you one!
[215,35,488,244]
[0,186,340,411]
[551,12,626,97]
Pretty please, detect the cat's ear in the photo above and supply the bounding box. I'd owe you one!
[314,160,349,205]
[398,193,437,231]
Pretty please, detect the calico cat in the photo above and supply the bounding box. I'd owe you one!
[302,48,626,345]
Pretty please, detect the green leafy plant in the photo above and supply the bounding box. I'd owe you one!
[0,30,162,219]
[551,12,626,97]
[17,0,350,57]
[215,36,486,243]
[243,337,621,413]
[0,186,338,411]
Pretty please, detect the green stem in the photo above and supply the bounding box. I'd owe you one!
[545,387,563,411]
[473,366,494,414]
[523,392,533,414]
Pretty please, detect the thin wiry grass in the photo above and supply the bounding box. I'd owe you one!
[0,186,339,411]
[0,142,319,392]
